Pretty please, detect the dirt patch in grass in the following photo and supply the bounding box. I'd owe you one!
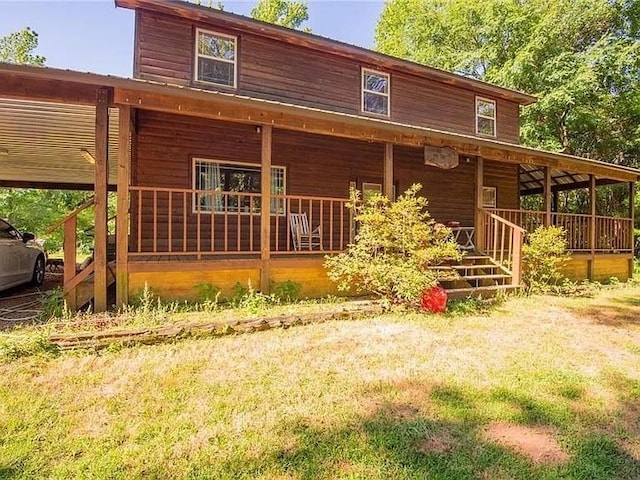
[483,422,569,464]
[416,431,457,454]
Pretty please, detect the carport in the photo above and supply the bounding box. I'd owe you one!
[0,63,127,311]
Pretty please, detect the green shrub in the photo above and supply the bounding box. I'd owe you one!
[271,280,302,302]
[324,183,461,306]
[522,226,570,293]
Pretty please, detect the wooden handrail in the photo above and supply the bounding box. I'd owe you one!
[484,210,526,233]
[480,209,524,286]
[45,196,95,234]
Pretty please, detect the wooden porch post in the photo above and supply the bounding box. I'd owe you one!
[63,216,77,311]
[629,181,635,278]
[94,88,109,312]
[383,143,393,198]
[475,157,484,251]
[588,174,596,280]
[544,166,552,226]
[116,106,132,307]
[260,125,273,293]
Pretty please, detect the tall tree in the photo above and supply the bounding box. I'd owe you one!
[375,0,640,168]
[0,27,46,65]
[250,0,310,31]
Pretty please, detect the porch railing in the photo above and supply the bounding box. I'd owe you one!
[480,210,525,286]
[128,187,353,257]
[488,208,633,253]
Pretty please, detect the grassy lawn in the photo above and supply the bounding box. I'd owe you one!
[1,287,639,479]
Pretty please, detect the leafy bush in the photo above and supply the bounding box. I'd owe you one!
[522,226,570,292]
[324,184,461,306]
[271,280,302,302]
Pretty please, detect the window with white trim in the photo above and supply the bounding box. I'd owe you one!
[193,159,285,214]
[482,186,497,208]
[362,68,390,116]
[195,29,237,88]
[476,97,496,137]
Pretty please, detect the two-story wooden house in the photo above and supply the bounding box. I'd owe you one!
[0,0,637,310]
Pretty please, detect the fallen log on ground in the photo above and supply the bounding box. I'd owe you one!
[49,301,384,351]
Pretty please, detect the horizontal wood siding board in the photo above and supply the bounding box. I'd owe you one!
[135,10,522,142]
[484,160,519,209]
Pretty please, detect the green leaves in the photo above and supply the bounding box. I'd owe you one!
[374,0,640,167]
[250,0,310,31]
[324,184,462,305]
[0,27,45,66]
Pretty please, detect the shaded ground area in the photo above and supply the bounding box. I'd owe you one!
[0,272,61,327]
[1,286,639,478]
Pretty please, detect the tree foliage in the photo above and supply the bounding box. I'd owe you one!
[324,184,461,305]
[0,27,46,65]
[375,0,640,167]
[250,0,310,31]
[0,189,95,252]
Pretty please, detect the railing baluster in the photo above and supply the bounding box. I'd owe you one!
[197,192,201,259]
[500,222,506,264]
[224,194,228,253]
[237,194,241,252]
[274,195,279,252]
[168,192,173,254]
[329,200,334,251]
[493,217,498,259]
[214,195,216,253]
[183,191,187,253]
[137,189,142,253]
[249,196,254,252]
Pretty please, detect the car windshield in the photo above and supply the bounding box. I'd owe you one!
[0,219,18,240]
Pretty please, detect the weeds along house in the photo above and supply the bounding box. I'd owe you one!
[0,0,637,310]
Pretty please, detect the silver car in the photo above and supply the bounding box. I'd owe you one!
[0,218,46,293]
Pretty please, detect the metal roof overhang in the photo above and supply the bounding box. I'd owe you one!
[0,63,638,190]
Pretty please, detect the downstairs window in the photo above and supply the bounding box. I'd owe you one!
[193,159,285,214]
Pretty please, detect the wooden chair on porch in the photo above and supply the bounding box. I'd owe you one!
[289,212,322,251]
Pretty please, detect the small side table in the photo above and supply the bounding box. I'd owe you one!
[450,226,476,251]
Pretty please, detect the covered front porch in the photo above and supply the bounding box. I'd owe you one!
[1,63,637,311]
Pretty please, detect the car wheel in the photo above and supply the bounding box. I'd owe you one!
[31,255,45,286]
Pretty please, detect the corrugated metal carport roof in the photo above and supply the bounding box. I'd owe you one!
[0,98,118,188]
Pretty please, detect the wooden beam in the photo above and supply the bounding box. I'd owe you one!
[544,166,552,226]
[116,106,132,306]
[588,175,596,280]
[475,157,484,250]
[260,125,273,293]
[383,143,394,198]
[94,88,109,312]
[63,215,77,311]
[0,180,106,191]
[0,73,100,105]
[520,178,620,196]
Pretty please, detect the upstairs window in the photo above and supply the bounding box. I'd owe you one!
[476,97,496,137]
[362,68,390,116]
[193,159,285,215]
[195,29,237,88]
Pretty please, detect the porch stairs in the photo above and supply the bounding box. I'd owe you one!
[437,255,520,299]
[68,261,117,310]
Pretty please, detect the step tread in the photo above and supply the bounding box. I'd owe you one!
[459,274,512,280]
[451,264,501,270]
[444,284,519,294]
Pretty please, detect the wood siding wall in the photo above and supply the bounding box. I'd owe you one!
[134,9,520,144]
[484,160,519,210]
[133,111,522,251]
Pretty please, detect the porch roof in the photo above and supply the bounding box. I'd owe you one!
[0,62,638,189]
